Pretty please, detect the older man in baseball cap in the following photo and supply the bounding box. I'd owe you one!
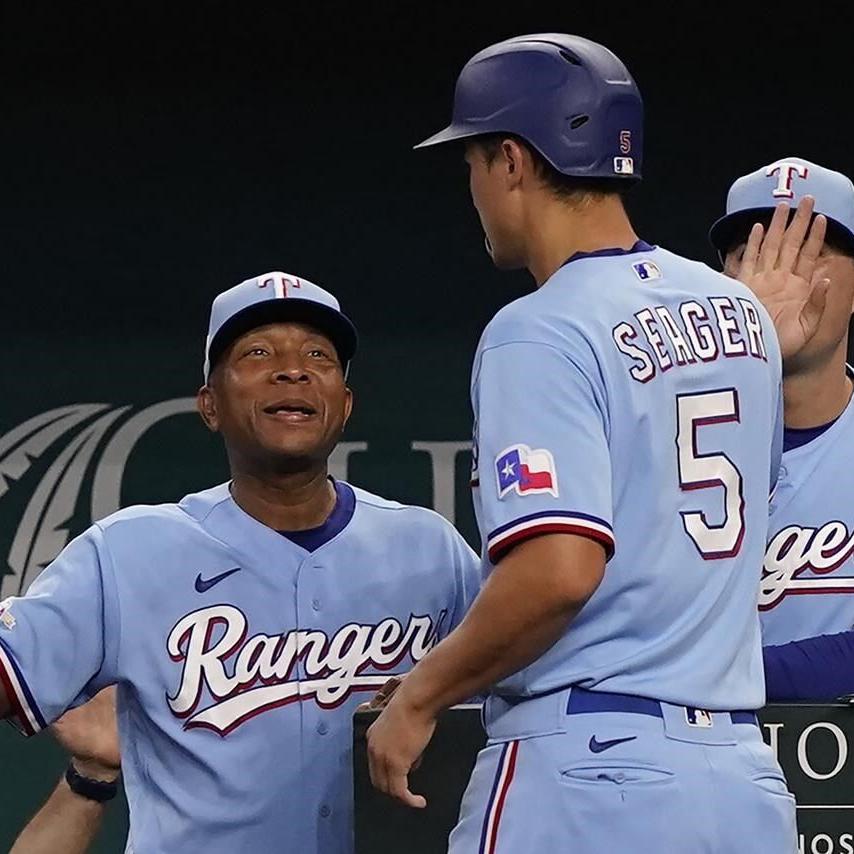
[3,270,479,854]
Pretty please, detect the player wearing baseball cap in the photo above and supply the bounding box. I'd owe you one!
[0,271,479,854]
[366,34,797,852]
[711,159,854,701]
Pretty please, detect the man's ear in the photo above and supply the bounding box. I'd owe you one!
[197,384,219,432]
[342,387,354,427]
[501,138,528,188]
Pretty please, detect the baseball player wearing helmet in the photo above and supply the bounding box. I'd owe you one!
[0,272,480,854]
[366,34,797,852]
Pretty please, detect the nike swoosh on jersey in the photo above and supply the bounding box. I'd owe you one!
[194,567,242,593]
[588,735,638,754]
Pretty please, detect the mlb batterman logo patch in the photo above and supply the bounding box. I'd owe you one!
[686,707,713,728]
[495,445,559,499]
[632,260,662,281]
[0,599,17,631]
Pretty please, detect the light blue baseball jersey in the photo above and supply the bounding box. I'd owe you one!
[0,481,479,854]
[470,242,783,710]
[760,377,854,644]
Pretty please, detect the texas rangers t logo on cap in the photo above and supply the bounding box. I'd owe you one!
[495,444,559,498]
[767,161,809,199]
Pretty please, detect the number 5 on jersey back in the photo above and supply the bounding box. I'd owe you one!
[676,389,745,560]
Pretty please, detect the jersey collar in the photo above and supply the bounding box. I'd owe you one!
[278,479,356,552]
[561,239,656,268]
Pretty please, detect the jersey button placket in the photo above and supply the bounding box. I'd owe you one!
[319,804,331,818]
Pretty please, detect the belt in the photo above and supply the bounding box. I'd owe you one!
[566,687,758,726]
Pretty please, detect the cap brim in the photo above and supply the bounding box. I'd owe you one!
[206,298,357,379]
[710,207,854,258]
[708,208,773,255]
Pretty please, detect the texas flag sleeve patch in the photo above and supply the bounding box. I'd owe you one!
[495,444,559,499]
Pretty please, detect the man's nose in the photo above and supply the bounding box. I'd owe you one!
[270,358,310,383]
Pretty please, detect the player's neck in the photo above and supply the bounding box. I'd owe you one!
[783,346,853,428]
[230,467,337,531]
[524,193,638,286]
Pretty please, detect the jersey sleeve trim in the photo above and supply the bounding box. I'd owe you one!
[0,638,47,736]
[487,510,615,564]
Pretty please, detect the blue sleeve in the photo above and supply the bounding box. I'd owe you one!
[0,525,119,735]
[447,529,481,633]
[475,339,614,564]
[763,630,854,702]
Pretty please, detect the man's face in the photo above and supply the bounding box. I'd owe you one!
[725,239,854,372]
[198,321,352,471]
[464,142,527,270]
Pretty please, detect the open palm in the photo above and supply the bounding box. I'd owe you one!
[726,196,829,361]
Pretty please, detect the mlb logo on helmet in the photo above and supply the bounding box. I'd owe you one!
[632,260,662,281]
[495,444,559,499]
[614,157,634,175]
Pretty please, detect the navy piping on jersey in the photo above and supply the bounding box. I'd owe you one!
[561,240,656,268]
[782,366,854,453]
[278,479,356,551]
[783,420,837,453]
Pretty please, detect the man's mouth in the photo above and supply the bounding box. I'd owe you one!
[262,401,319,421]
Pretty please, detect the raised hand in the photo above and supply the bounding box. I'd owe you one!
[727,196,830,361]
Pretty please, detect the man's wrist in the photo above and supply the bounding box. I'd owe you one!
[70,758,120,784]
[65,762,120,803]
[396,666,445,719]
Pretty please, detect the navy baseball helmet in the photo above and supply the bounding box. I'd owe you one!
[415,33,643,181]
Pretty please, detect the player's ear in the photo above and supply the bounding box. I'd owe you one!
[501,139,525,189]
[197,384,220,433]
[342,387,354,427]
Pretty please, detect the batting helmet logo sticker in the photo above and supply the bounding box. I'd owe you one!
[614,157,634,175]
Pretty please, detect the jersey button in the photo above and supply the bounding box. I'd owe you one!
[320,805,331,818]
[317,721,328,735]
[312,598,321,611]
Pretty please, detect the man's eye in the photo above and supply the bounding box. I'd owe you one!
[245,347,268,357]
[308,348,329,358]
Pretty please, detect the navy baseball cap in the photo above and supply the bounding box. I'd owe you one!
[204,272,357,380]
[709,156,854,257]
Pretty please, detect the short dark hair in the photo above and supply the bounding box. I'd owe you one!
[473,133,633,202]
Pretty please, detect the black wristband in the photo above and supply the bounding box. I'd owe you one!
[65,763,119,803]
